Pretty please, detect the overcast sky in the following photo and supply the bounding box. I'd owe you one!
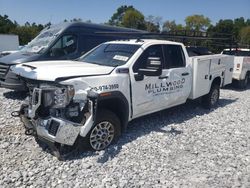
[0,0,249,25]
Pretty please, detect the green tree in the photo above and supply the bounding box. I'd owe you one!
[162,20,184,32]
[71,18,82,22]
[108,5,134,26]
[12,24,44,45]
[145,15,161,32]
[0,14,17,33]
[121,9,146,30]
[233,17,247,40]
[145,21,160,32]
[240,26,250,46]
[185,14,211,31]
[208,19,234,34]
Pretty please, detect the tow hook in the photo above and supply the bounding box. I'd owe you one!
[11,111,20,117]
[25,128,35,136]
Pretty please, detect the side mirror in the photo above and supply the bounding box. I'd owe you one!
[138,57,162,77]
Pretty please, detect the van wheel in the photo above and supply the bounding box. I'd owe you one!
[202,84,220,109]
[238,73,249,89]
[87,109,121,151]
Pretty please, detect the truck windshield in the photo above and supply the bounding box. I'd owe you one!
[21,27,62,54]
[79,43,141,67]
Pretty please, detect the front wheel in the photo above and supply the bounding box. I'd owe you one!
[87,109,121,151]
[202,84,220,109]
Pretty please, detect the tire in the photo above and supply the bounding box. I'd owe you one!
[86,109,121,151]
[238,73,249,89]
[202,84,220,109]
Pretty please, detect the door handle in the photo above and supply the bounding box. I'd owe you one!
[182,72,189,76]
[159,75,169,79]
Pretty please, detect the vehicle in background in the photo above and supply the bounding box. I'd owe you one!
[222,48,250,88]
[0,34,19,55]
[0,22,144,91]
[12,39,234,158]
[0,34,19,52]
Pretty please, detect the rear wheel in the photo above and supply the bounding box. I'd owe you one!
[87,109,121,151]
[238,73,249,89]
[202,84,220,109]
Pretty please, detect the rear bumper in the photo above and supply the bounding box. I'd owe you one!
[232,72,242,81]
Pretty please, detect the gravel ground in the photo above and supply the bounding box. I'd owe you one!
[0,86,250,188]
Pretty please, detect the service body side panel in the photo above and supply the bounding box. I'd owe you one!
[189,55,227,99]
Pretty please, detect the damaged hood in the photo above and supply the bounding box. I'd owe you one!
[11,60,115,81]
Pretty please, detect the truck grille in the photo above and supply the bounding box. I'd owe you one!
[0,63,9,80]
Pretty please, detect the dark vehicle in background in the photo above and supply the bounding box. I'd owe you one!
[0,22,143,90]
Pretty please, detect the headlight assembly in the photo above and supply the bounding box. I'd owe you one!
[40,84,75,108]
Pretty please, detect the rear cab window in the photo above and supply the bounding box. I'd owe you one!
[163,45,186,68]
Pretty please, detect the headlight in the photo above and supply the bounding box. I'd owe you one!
[41,85,75,108]
[54,88,68,107]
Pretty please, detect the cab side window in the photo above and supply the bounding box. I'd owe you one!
[133,45,164,72]
[164,45,186,68]
[49,35,77,57]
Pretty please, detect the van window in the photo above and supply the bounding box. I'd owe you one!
[163,45,185,68]
[49,35,77,57]
[21,28,61,53]
[133,45,164,72]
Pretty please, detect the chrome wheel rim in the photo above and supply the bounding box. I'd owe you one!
[90,121,115,150]
[211,89,219,105]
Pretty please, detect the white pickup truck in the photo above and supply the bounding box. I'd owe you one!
[12,39,234,156]
[222,48,250,88]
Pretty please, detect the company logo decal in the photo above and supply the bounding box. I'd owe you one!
[145,78,185,96]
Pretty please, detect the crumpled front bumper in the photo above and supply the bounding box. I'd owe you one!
[20,112,81,146]
[18,88,96,146]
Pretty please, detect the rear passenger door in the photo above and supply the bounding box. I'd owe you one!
[163,44,191,106]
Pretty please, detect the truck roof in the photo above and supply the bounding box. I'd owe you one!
[107,39,183,46]
[42,21,144,34]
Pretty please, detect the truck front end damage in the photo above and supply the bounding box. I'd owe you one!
[15,81,97,157]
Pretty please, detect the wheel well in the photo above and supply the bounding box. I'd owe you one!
[212,77,221,87]
[97,98,129,132]
[246,71,250,76]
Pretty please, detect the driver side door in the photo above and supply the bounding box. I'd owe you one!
[130,45,172,118]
